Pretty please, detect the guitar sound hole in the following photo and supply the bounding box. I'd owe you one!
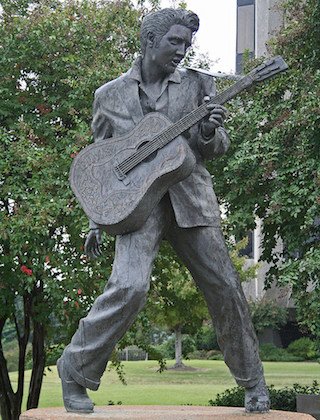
[137,141,157,163]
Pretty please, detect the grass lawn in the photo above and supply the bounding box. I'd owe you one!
[13,359,320,411]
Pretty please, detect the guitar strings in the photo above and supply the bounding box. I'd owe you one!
[118,77,248,174]
[119,98,215,173]
[120,106,207,172]
[119,106,209,174]
[118,77,248,175]
[119,97,221,174]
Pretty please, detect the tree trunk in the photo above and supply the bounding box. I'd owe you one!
[0,360,17,420]
[0,320,13,420]
[13,293,32,420]
[173,325,185,368]
[27,321,45,409]
[0,396,11,420]
[27,279,46,410]
[0,305,31,420]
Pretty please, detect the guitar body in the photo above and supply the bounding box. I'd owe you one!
[70,112,196,235]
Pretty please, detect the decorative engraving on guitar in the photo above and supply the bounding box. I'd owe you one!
[70,55,288,236]
[70,113,196,235]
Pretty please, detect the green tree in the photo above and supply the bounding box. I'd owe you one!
[0,1,141,418]
[210,0,320,348]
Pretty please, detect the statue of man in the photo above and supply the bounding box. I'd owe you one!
[58,8,270,414]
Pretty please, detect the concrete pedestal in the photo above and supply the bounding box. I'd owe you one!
[20,406,313,419]
[297,394,320,420]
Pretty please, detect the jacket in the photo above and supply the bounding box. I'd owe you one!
[90,59,230,228]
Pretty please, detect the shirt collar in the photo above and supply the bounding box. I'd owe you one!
[128,56,181,84]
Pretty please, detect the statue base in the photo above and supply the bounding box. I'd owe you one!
[20,405,313,419]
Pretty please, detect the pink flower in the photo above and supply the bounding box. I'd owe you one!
[21,265,33,276]
[77,288,82,295]
[70,152,78,158]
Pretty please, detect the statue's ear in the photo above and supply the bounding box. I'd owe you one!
[147,32,155,48]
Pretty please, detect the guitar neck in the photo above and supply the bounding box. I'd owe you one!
[117,55,288,176]
[119,74,253,175]
[163,74,254,140]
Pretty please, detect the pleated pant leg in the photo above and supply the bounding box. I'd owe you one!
[167,224,264,388]
[63,199,169,390]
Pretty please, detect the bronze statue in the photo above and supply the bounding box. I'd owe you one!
[58,8,270,414]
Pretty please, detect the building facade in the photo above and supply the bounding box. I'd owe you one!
[236,0,284,73]
[235,0,293,309]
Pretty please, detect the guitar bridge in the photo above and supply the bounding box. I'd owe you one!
[114,164,130,185]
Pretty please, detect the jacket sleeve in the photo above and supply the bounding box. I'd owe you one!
[88,90,114,230]
[197,74,230,160]
[91,91,113,143]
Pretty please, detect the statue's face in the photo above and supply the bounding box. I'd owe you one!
[150,24,192,74]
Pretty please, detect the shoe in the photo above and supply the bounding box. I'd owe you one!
[245,376,270,413]
[57,357,94,413]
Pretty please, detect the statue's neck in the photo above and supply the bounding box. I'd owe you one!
[141,56,166,85]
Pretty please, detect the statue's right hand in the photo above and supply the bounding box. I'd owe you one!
[84,229,102,259]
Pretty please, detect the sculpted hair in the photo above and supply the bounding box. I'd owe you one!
[140,8,199,55]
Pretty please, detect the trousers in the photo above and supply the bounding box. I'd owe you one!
[63,195,263,390]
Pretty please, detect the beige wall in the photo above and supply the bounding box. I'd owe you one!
[237,4,255,53]
[255,0,284,57]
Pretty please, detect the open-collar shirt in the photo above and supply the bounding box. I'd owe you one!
[128,56,181,117]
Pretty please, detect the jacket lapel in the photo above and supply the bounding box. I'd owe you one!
[168,71,184,123]
[118,76,144,125]
[168,82,180,123]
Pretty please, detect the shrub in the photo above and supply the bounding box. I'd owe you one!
[154,335,196,359]
[249,301,288,334]
[259,343,302,362]
[207,350,224,360]
[287,338,318,360]
[187,349,223,360]
[187,350,208,360]
[209,381,320,411]
[194,324,219,351]
[209,386,245,408]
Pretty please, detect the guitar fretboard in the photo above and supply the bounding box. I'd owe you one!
[118,74,253,175]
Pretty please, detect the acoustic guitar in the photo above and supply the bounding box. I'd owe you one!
[70,56,288,235]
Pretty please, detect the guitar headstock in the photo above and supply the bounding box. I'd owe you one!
[249,56,288,83]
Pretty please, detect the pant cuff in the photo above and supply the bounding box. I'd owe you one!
[63,353,100,391]
[234,375,262,389]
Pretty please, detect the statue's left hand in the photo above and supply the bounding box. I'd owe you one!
[84,229,102,259]
[202,97,227,138]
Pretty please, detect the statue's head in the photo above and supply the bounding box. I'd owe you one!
[140,8,199,56]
